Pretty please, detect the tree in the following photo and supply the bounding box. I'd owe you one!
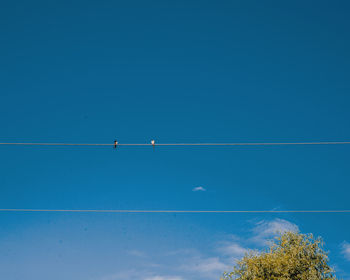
[222,231,337,280]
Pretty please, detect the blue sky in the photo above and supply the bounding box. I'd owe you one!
[1,0,350,279]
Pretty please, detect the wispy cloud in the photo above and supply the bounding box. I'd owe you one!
[342,242,350,261]
[100,218,300,280]
[217,241,248,258]
[192,186,206,192]
[251,218,299,246]
[182,256,229,278]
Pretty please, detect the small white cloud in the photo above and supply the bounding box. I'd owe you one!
[342,242,350,261]
[192,186,206,192]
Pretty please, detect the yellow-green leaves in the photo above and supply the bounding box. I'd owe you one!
[222,232,337,280]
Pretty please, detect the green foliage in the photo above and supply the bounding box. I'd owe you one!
[222,231,337,280]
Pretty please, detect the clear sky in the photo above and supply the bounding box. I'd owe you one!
[1,1,350,279]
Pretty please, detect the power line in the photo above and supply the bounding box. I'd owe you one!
[0,209,350,213]
[0,141,350,147]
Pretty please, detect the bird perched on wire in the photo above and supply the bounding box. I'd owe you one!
[151,140,155,148]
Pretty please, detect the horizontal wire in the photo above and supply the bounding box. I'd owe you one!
[0,143,112,146]
[0,209,350,213]
[0,141,350,147]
